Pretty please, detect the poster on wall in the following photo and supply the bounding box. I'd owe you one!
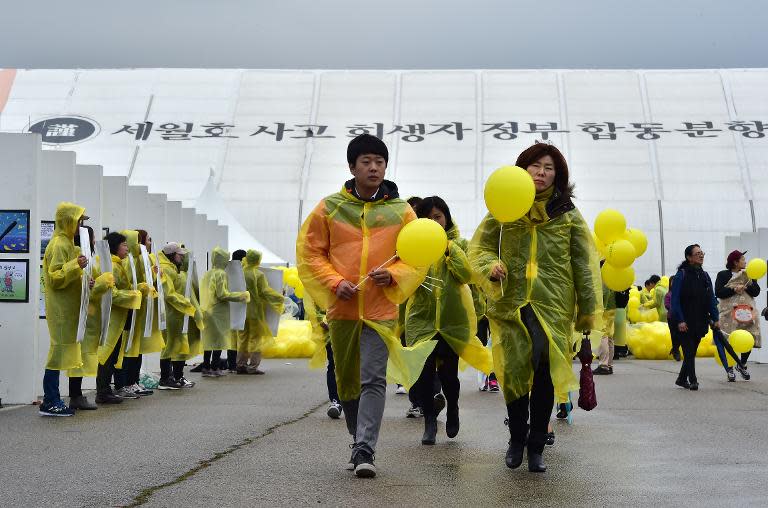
[0,259,30,303]
[39,264,46,318]
[0,210,30,253]
[41,220,55,258]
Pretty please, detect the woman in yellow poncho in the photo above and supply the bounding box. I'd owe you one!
[158,243,202,389]
[200,246,250,377]
[40,202,89,416]
[469,143,602,473]
[296,134,433,478]
[67,225,115,410]
[236,249,284,374]
[94,232,143,404]
[406,196,492,445]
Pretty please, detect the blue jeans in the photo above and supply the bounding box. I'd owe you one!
[43,369,61,406]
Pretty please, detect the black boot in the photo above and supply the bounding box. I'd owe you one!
[505,420,528,469]
[446,404,460,438]
[422,414,437,445]
[527,431,547,473]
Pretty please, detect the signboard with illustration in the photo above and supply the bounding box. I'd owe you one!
[0,259,29,303]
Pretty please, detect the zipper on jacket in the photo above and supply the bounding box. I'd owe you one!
[526,225,538,301]
[358,203,371,319]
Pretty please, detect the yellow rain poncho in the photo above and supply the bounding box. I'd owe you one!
[405,225,492,373]
[238,250,284,354]
[159,250,199,360]
[201,247,250,351]
[305,294,330,369]
[468,199,603,403]
[177,253,204,360]
[602,283,617,338]
[67,254,115,378]
[121,230,162,357]
[44,202,86,371]
[96,253,143,366]
[642,285,668,322]
[296,182,435,401]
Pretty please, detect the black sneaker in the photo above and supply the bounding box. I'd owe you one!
[675,378,691,389]
[39,400,75,417]
[190,364,204,373]
[555,403,568,420]
[735,364,751,381]
[354,449,376,478]
[546,432,555,446]
[593,365,613,375]
[158,378,183,390]
[178,377,196,388]
[95,392,124,404]
[345,443,356,471]
[726,368,736,382]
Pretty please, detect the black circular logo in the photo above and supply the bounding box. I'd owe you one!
[27,116,100,145]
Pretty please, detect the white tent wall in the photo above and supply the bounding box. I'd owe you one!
[2,68,768,277]
[165,201,183,245]
[194,214,208,271]
[0,133,41,405]
[145,193,168,248]
[36,150,76,397]
[180,207,196,254]
[126,185,150,232]
[102,175,128,233]
[75,165,103,234]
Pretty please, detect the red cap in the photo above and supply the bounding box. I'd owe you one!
[727,250,746,267]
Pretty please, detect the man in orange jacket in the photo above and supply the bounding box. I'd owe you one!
[297,134,432,478]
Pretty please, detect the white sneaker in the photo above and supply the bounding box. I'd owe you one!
[327,401,343,419]
[395,385,407,395]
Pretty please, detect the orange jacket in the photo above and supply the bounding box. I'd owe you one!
[297,181,424,322]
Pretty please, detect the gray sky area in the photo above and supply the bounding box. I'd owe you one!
[1,0,766,69]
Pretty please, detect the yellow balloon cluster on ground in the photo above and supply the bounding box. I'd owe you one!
[262,319,317,358]
[594,209,646,291]
[483,165,536,223]
[627,291,658,323]
[626,322,717,359]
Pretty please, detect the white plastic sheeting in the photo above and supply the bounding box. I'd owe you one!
[2,68,768,281]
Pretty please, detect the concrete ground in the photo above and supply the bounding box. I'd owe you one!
[2,357,767,507]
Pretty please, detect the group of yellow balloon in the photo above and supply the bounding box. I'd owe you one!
[593,209,648,292]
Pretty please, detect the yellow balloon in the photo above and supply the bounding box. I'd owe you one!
[594,209,627,244]
[592,232,607,258]
[396,218,449,267]
[601,263,635,291]
[729,330,755,353]
[605,239,637,269]
[483,166,536,223]
[746,258,767,280]
[622,228,648,258]
[294,284,305,299]
[714,348,736,367]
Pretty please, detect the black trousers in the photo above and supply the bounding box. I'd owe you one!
[326,344,339,402]
[203,350,222,369]
[678,330,704,383]
[116,355,142,389]
[227,349,237,370]
[412,336,459,418]
[506,304,554,441]
[477,317,497,382]
[160,359,186,380]
[96,337,122,395]
[68,376,83,398]
[668,318,682,352]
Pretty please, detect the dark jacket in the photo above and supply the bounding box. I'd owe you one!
[670,263,718,336]
[714,269,760,299]
[344,178,399,202]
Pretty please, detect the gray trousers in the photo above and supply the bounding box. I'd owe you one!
[340,325,389,455]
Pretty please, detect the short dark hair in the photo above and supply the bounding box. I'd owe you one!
[648,274,661,284]
[515,142,574,198]
[105,231,127,255]
[231,249,247,261]
[413,196,454,230]
[347,134,389,165]
[407,196,422,208]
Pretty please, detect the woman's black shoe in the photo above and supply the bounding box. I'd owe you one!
[528,452,547,473]
[422,418,437,445]
[546,432,555,446]
[527,432,547,473]
[555,403,568,420]
[446,406,460,438]
[505,439,525,469]
[689,382,699,391]
[675,378,691,389]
